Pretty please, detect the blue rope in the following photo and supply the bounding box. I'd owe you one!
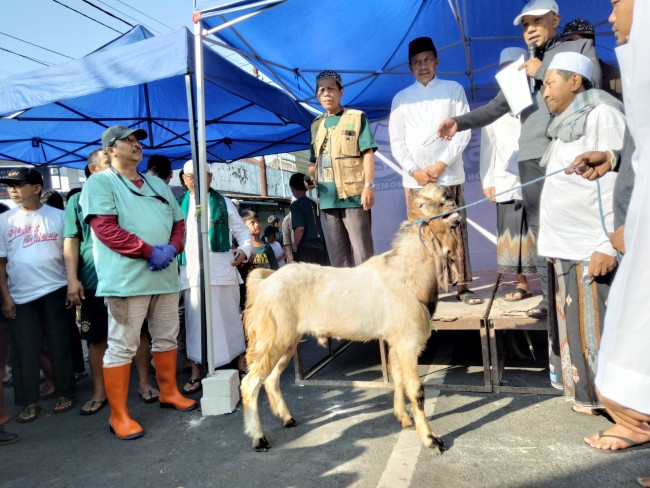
[411,163,610,237]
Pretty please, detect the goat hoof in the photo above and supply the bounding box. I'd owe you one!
[400,416,414,429]
[253,436,271,452]
[284,417,298,428]
[427,434,445,455]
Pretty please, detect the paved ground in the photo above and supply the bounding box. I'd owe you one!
[2,333,649,488]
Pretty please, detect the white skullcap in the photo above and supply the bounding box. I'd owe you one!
[182,160,212,175]
[514,0,559,25]
[499,47,527,67]
[547,52,594,81]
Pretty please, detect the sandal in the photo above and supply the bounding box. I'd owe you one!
[16,404,40,423]
[526,307,548,319]
[138,387,160,404]
[53,396,75,414]
[183,378,202,394]
[456,289,484,305]
[80,398,108,416]
[504,287,533,302]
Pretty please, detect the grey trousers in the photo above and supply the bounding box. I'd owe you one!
[320,207,374,268]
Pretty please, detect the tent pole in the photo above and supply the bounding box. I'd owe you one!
[184,70,209,378]
[194,20,216,377]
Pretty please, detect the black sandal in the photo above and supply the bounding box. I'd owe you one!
[183,378,202,394]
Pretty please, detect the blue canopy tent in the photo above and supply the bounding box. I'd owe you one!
[193,0,617,120]
[0,25,314,169]
[0,24,316,378]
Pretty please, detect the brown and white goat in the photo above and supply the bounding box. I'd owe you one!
[240,183,460,454]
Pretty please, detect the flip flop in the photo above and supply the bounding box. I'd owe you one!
[589,430,650,453]
[456,289,484,305]
[16,404,40,423]
[183,378,202,394]
[53,397,75,414]
[80,398,108,416]
[504,287,533,302]
[138,388,160,404]
[526,307,548,319]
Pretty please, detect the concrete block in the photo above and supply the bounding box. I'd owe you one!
[201,395,239,416]
[201,370,240,398]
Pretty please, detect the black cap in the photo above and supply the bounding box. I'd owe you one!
[0,167,43,186]
[408,37,437,61]
[101,125,148,150]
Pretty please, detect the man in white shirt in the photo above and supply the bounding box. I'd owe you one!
[0,168,76,423]
[389,36,480,304]
[177,160,252,392]
[538,52,624,413]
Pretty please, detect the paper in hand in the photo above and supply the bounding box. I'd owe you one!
[495,54,533,117]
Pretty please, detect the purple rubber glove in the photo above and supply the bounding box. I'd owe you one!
[148,246,173,271]
[156,244,177,261]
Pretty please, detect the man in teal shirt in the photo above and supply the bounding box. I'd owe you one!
[309,70,378,267]
[80,125,196,440]
[65,149,160,416]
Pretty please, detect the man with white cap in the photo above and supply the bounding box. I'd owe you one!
[80,125,196,440]
[438,0,601,320]
[479,47,537,303]
[177,160,251,393]
[538,52,625,415]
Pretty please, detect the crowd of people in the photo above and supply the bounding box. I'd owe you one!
[0,3,647,481]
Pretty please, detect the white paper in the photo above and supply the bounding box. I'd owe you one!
[495,54,533,116]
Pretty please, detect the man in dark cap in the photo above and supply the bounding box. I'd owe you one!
[79,125,196,440]
[389,36,481,305]
[561,18,622,99]
[0,167,76,423]
[308,70,378,268]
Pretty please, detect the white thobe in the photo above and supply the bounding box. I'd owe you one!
[595,2,650,414]
[479,113,522,202]
[179,194,252,367]
[389,77,471,188]
[538,105,624,261]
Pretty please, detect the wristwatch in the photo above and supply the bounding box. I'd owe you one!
[364,182,375,190]
[407,168,417,177]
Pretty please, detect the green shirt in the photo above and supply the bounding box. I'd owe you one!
[310,111,377,210]
[64,191,97,290]
[79,168,184,297]
[250,243,279,270]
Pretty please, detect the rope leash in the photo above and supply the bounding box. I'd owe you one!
[411,163,609,241]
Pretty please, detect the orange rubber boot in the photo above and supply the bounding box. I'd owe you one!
[103,364,144,440]
[153,349,197,412]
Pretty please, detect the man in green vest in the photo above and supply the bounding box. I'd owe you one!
[309,70,378,268]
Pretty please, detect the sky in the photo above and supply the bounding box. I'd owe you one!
[0,0,249,78]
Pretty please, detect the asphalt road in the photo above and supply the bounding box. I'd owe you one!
[2,338,649,488]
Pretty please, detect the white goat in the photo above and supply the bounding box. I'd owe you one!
[241,184,460,454]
